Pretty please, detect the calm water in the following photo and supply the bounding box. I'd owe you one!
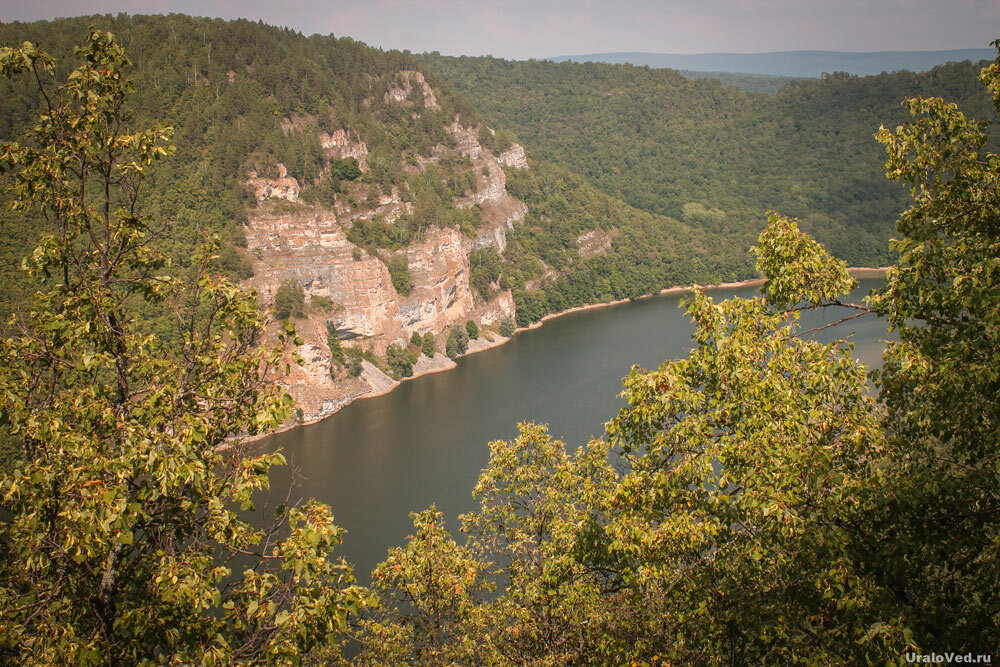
[258,278,889,581]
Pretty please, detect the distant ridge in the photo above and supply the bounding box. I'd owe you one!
[548,49,995,78]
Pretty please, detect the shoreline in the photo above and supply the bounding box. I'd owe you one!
[512,267,889,334]
[249,266,889,443]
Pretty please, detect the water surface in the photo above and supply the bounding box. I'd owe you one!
[259,278,888,581]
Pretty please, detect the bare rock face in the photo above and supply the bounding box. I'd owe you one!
[499,144,529,169]
[400,228,475,335]
[245,118,531,427]
[449,121,483,160]
[320,129,369,172]
[247,163,299,203]
[385,70,440,110]
[576,228,618,259]
[246,208,476,351]
[451,128,529,255]
[246,211,401,344]
[475,289,516,326]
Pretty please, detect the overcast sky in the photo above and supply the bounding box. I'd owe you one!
[1,0,996,59]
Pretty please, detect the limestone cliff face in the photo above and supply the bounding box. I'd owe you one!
[245,100,524,425]
[320,129,369,172]
[399,228,475,335]
[385,70,440,110]
[451,123,530,254]
[247,163,299,203]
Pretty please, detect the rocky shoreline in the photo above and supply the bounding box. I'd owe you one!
[245,266,889,443]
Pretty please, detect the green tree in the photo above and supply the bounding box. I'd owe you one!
[445,324,468,358]
[386,342,416,379]
[409,330,422,347]
[861,50,1000,651]
[465,319,479,340]
[358,507,491,665]
[273,279,305,320]
[344,346,364,378]
[326,320,345,366]
[499,315,515,337]
[421,331,435,357]
[0,32,365,665]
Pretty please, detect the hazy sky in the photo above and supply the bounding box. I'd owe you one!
[1,0,997,59]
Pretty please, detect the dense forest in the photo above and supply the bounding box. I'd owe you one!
[420,52,999,267]
[1,17,998,666]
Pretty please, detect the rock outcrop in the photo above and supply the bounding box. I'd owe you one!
[247,163,299,203]
[499,144,529,169]
[245,114,526,426]
[576,228,618,259]
[320,129,369,172]
[385,70,440,110]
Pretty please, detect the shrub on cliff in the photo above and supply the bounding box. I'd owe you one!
[422,331,435,357]
[273,279,305,319]
[388,254,413,296]
[466,320,479,339]
[326,320,346,366]
[345,347,364,377]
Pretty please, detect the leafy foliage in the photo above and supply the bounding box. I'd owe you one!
[361,48,1000,663]
[272,279,305,320]
[445,324,469,358]
[421,331,435,357]
[0,32,366,664]
[465,320,479,340]
[344,346,364,378]
[326,320,345,365]
[499,315,515,338]
[386,255,412,297]
[386,342,417,379]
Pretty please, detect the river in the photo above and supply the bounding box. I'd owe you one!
[258,277,889,582]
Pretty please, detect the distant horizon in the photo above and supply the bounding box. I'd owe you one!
[547,47,996,78]
[548,47,995,58]
[0,1,996,61]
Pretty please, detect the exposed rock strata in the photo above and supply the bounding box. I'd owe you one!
[320,129,369,171]
[246,117,522,427]
[576,228,618,259]
[247,163,299,203]
[385,70,440,110]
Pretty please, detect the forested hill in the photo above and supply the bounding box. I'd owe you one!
[419,53,999,266]
[0,14,486,319]
[550,48,996,77]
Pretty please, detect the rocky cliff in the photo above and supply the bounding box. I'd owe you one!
[243,77,529,425]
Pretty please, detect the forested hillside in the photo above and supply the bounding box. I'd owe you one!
[420,53,998,266]
[0,14,485,321]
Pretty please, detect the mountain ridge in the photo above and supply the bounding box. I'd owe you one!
[549,48,995,77]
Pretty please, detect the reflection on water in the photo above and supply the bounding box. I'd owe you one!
[257,278,890,582]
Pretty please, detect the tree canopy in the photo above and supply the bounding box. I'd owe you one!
[0,31,365,665]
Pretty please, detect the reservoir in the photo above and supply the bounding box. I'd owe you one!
[258,277,889,582]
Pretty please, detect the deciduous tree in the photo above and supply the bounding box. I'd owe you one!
[0,31,366,665]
